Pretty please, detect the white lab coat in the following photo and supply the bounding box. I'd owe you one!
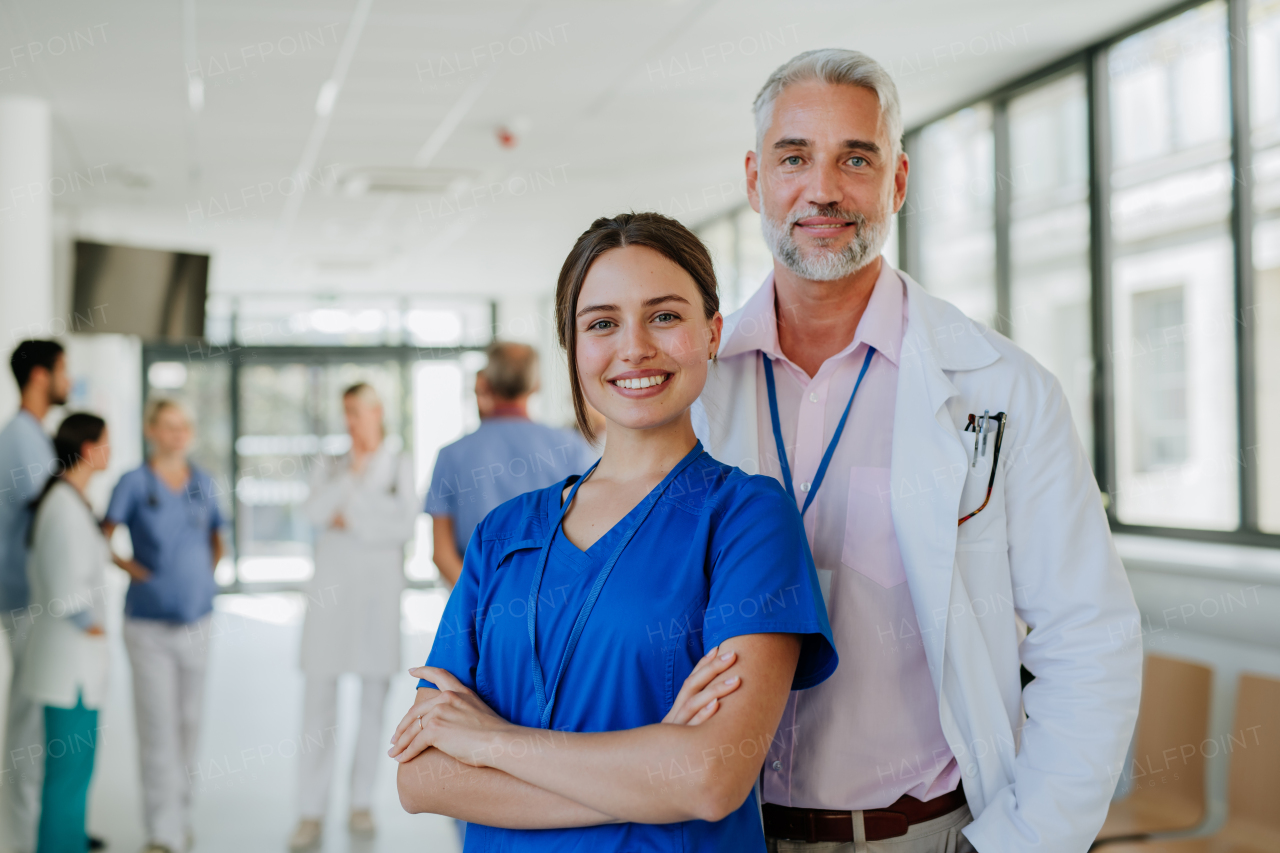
[299,444,418,677]
[693,269,1143,853]
[19,481,110,709]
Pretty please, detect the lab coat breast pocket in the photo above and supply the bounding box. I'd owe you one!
[841,466,906,588]
[956,440,1009,552]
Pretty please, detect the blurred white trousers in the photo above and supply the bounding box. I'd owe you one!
[1,612,43,853]
[296,674,388,819]
[123,616,211,853]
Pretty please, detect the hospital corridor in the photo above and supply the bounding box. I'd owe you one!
[1,1,1279,852]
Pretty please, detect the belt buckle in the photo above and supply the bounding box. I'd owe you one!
[863,810,910,841]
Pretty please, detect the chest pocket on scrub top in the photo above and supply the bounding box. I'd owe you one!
[474,539,541,703]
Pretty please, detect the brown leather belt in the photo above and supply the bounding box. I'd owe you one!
[762,785,966,843]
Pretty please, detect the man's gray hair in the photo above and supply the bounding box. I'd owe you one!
[753,49,902,156]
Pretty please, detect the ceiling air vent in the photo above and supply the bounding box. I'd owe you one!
[335,166,472,196]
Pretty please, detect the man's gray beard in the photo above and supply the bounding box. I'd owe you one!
[761,207,890,282]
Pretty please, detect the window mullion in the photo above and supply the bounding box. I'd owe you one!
[993,100,1013,338]
[1087,47,1118,512]
[1228,0,1258,531]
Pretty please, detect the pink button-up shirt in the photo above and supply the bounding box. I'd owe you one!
[720,261,960,810]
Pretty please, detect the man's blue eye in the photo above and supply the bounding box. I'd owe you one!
[849,157,867,167]
[784,156,802,166]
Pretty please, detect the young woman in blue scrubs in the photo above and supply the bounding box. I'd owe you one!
[104,399,224,853]
[390,212,838,852]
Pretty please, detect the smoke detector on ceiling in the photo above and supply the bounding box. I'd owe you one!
[495,116,532,149]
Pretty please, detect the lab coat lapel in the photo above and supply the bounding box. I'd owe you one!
[890,274,998,694]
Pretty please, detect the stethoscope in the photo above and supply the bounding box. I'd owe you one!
[145,464,210,527]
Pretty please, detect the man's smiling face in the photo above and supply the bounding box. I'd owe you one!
[748,79,907,282]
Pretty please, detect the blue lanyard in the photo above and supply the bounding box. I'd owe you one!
[762,347,875,518]
[527,441,705,730]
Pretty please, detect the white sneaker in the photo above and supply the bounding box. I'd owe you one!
[288,819,322,851]
[349,809,376,837]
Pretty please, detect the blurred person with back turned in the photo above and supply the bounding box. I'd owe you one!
[102,399,226,853]
[692,49,1142,852]
[288,383,418,851]
[425,342,596,587]
[0,340,69,853]
[20,414,111,853]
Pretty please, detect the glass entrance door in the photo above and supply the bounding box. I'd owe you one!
[142,343,486,590]
[234,355,407,584]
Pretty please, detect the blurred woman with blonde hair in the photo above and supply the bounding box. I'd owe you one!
[104,398,226,853]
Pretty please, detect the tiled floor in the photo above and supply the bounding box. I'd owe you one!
[88,584,459,853]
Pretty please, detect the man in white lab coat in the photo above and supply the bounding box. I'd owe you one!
[692,50,1142,853]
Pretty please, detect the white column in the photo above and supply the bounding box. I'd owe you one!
[0,96,53,421]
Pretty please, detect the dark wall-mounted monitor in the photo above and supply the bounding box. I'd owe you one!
[73,241,209,341]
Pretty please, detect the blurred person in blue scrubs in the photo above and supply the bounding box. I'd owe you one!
[390,213,838,853]
[20,413,112,853]
[0,340,69,853]
[425,342,596,587]
[103,399,225,853]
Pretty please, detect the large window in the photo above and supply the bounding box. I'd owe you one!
[1008,72,1093,454]
[1109,4,1238,529]
[904,0,1277,544]
[913,106,997,327]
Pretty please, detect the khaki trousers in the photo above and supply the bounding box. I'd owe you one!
[768,805,975,853]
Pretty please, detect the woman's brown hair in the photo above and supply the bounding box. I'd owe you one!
[555,211,720,443]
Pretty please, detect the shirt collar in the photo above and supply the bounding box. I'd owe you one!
[719,257,904,367]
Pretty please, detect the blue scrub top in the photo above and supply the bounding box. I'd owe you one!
[422,443,837,853]
[106,464,224,624]
[0,410,56,611]
[424,417,598,556]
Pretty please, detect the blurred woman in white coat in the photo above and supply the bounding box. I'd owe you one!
[21,414,112,853]
[288,383,418,851]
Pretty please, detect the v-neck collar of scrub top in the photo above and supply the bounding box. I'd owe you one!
[551,475,642,569]
[145,462,192,499]
[529,441,705,729]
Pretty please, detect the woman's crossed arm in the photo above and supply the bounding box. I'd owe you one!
[392,633,799,827]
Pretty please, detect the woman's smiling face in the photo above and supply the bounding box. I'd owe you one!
[574,244,722,436]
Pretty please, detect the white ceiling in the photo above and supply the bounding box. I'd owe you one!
[1,0,1178,301]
